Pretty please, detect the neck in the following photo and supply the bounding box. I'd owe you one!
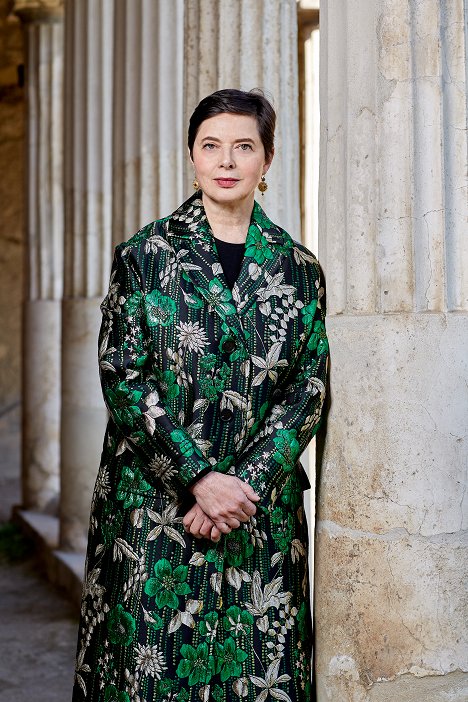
[202,192,254,243]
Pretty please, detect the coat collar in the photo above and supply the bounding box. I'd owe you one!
[167,190,285,243]
[165,191,293,344]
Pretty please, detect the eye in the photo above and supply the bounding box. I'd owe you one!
[238,143,253,151]
[202,142,216,150]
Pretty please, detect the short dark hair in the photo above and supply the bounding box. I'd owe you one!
[188,88,276,160]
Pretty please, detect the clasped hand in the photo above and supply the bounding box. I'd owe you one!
[183,472,259,543]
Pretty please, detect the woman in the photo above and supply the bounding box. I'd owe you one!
[73,89,328,702]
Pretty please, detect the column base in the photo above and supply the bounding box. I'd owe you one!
[22,299,61,514]
[60,297,107,552]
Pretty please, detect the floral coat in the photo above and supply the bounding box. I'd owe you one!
[73,192,328,702]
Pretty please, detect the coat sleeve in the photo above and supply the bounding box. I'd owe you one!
[99,244,212,489]
[235,277,328,503]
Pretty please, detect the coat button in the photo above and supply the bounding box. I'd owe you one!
[272,388,283,403]
[222,338,237,354]
[220,407,233,422]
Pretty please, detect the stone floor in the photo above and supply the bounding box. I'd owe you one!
[0,405,78,702]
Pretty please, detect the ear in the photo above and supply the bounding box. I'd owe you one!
[188,147,194,167]
[263,147,274,174]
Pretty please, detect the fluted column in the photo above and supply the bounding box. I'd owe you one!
[14,0,64,515]
[184,0,300,237]
[61,0,114,551]
[112,0,184,244]
[315,2,468,700]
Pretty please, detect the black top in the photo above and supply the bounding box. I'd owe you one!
[214,237,245,290]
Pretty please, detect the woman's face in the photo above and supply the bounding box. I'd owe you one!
[191,112,273,209]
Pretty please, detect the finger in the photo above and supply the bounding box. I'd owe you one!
[241,499,257,517]
[236,510,251,523]
[210,526,222,542]
[189,511,205,537]
[214,521,232,535]
[227,498,256,522]
[199,518,213,539]
[238,507,256,522]
[225,517,241,530]
[183,507,198,530]
[238,480,260,501]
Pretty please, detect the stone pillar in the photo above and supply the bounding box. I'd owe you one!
[112,0,185,244]
[184,0,300,237]
[315,2,468,701]
[13,0,64,515]
[60,0,114,551]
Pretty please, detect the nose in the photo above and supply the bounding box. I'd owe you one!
[220,147,235,169]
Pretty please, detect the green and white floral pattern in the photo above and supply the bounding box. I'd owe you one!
[73,192,328,702]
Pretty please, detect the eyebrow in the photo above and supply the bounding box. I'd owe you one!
[201,137,256,143]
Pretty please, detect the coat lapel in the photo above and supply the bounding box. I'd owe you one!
[165,192,290,344]
[231,201,289,317]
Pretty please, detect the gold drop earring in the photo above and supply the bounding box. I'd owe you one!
[258,175,268,194]
[193,177,199,190]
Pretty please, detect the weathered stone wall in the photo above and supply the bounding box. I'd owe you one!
[0,3,24,415]
[315,1,468,700]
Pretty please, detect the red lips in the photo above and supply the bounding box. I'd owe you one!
[214,178,239,188]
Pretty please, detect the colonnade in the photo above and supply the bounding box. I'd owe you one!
[12,0,467,699]
[13,0,300,548]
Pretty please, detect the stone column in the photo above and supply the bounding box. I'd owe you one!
[112,0,185,244]
[315,2,468,701]
[13,0,64,515]
[184,0,300,237]
[60,0,114,551]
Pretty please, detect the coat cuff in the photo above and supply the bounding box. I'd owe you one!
[183,465,213,491]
